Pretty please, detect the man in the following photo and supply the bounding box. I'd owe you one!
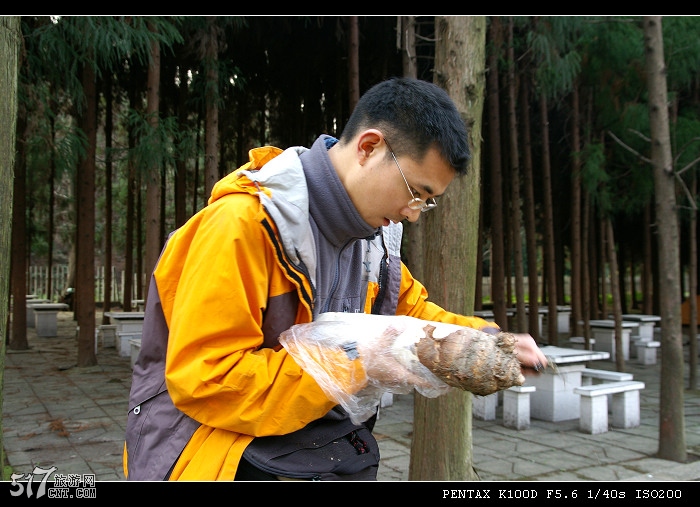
[123,77,548,481]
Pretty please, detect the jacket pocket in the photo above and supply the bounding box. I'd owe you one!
[125,386,200,481]
[242,424,380,480]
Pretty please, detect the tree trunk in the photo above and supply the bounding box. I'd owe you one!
[578,99,592,345]
[539,93,558,344]
[605,218,625,371]
[9,67,27,350]
[192,117,202,216]
[475,185,485,310]
[520,74,540,342]
[399,16,417,78]
[398,16,424,282]
[486,17,507,330]
[346,16,359,111]
[144,25,162,304]
[0,15,20,481]
[644,15,687,463]
[409,15,486,481]
[582,187,593,344]
[175,55,189,229]
[642,203,654,315]
[617,244,628,315]
[203,16,220,200]
[506,17,527,336]
[123,84,137,313]
[76,60,97,367]
[588,208,600,321]
[102,74,114,324]
[688,175,697,390]
[598,214,608,319]
[136,171,144,300]
[47,110,55,301]
[570,83,583,338]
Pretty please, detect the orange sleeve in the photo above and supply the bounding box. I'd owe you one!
[157,193,342,437]
[395,262,501,331]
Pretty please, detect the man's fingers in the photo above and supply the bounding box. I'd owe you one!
[511,333,548,372]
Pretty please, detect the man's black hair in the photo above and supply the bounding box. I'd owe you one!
[340,77,471,175]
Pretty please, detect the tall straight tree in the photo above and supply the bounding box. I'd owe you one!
[16,17,183,363]
[409,15,486,481]
[644,15,687,463]
[604,217,625,371]
[346,16,359,111]
[75,56,98,367]
[569,82,583,337]
[688,176,697,391]
[144,22,162,304]
[9,64,27,351]
[0,15,20,481]
[506,17,527,336]
[203,16,221,199]
[519,75,542,342]
[539,91,558,340]
[527,17,583,335]
[399,16,425,283]
[486,17,508,330]
[101,74,114,324]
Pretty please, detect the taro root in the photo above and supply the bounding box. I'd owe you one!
[415,325,525,396]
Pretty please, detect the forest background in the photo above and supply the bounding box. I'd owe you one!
[1,15,699,479]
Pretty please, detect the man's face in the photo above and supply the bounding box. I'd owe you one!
[363,143,456,228]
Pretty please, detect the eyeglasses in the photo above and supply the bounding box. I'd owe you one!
[384,139,437,212]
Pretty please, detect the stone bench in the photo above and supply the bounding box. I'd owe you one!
[581,368,633,385]
[96,324,117,348]
[636,340,660,365]
[105,312,145,357]
[581,369,633,408]
[556,306,572,334]
[473,392,498,421]
[623,315,660,358]
[32,303,69,337]
[574,380,645,434]
[569,336,595,350]
[26,299,50,328]
[473,385,536,431]
[589,320,639,361]
[117,331,141,357]
[105,311,145,334]
[503,385,536,430]
[622,314,660,341]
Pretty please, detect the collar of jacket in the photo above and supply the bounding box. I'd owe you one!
[237,146,316,284]
[301,135,379,248]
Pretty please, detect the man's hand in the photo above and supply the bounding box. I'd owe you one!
[512,333,549,375]
[357,325,438,392]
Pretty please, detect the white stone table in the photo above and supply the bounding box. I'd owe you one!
[589,319,639,361]
[525,345,610,422]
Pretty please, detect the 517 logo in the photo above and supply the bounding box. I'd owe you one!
[9,466,97,499]
[9,466,57,499]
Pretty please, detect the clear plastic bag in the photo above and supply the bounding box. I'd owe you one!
[279,312,463,423]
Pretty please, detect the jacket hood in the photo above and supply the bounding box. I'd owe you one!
[208,145,285,204]
[209,145,317,286]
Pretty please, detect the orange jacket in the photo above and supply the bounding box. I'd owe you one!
[124,144,495,480]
